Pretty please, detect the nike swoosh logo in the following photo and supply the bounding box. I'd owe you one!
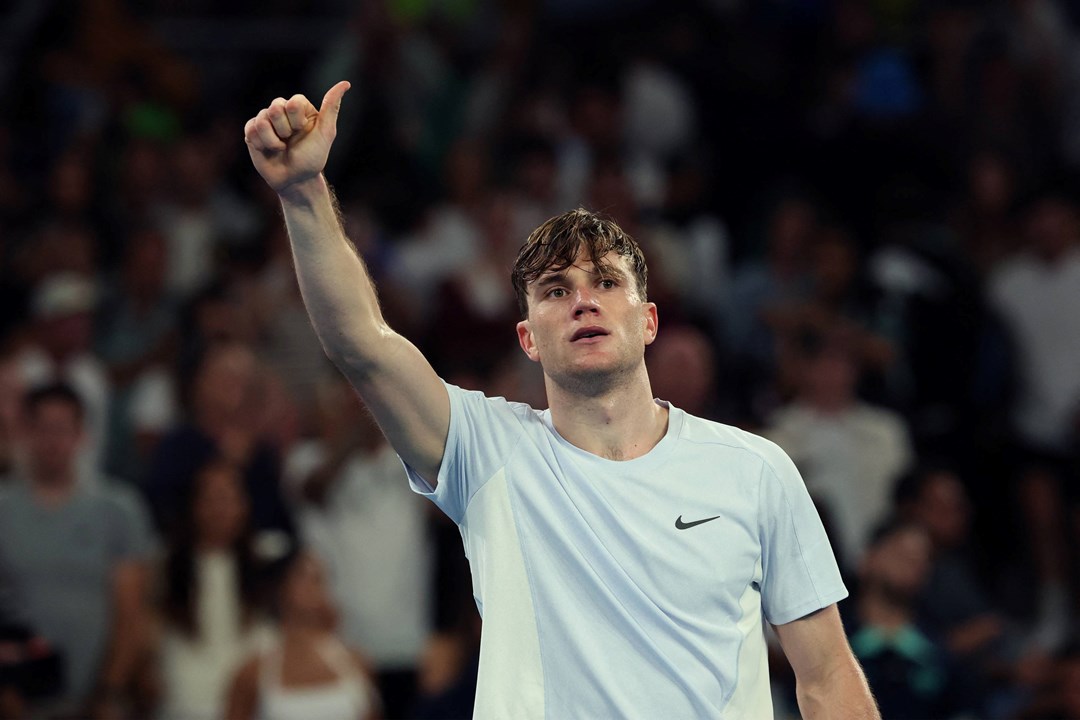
[675,514,721,530]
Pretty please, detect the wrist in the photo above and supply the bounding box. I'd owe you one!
[278,174,328,208]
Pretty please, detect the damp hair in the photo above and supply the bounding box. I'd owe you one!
[510,208,648,318]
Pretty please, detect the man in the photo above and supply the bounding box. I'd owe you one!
[0,383,154,716]
[845,522,956,719]
[765,331,912,569]
[284,375,432,718]
[244,82,878,718]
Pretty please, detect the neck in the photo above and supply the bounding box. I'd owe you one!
[280,619,328,643]
[546,364,668,461]
[857,587,913,634]
[31,469,77,505]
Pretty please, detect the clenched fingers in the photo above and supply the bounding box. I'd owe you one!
[253,109,287,152]
[285,94,317,134]
[267,97,293,138]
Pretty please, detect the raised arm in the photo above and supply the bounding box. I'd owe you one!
[244,83,448,484]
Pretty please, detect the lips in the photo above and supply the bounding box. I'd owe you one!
[570,326,609,342]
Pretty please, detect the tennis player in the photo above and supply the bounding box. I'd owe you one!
[245,82,878,719]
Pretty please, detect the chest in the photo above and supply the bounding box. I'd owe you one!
[494,445,763,615]
[0,500,116,589]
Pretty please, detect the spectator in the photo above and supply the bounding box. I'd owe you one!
[845,521,957,719]
[898,465,1041,715]
[156,458,271,720]
[0,383,154,716]
[15,272,111,477]
[988,192,1080,650]
[144,341,293,537]
[1016,639,1080,720]
[285,375,432,719]
[0,355,25,479]
[765,331,913,569]
[726,194,817,419]
[225,550,380,720]
[95,226,180,483]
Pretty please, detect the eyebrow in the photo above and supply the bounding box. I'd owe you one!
[535,263,628,289]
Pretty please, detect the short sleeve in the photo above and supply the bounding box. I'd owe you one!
[403,382,528,523]
[757,446,848,625]
[104,485,157,562]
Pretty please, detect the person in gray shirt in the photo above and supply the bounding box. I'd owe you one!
[0,383,154,717]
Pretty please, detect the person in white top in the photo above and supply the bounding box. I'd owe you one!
[284,375,431,718]
[157,459,272,720]
[226,551,379,720]
[243,82,878,718]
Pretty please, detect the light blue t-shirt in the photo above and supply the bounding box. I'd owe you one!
[407,383,847,719]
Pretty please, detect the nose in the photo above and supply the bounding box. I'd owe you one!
[572,287,600,317]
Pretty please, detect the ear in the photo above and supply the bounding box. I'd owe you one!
[643,302,659,346]
[516,319,541,362]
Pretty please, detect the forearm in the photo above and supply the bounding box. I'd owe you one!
[796,659,879,720]
[280,175,388,370]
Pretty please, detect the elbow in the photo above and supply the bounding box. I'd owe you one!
[321,323,396,380]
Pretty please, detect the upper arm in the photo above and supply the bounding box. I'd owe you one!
[773,604,859,688]
[224,656,260,720]
[111,560,147,616]
[336,327,450,487]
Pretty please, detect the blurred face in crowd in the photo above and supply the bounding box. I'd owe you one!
[123,229,168,302]
[25,398,83,483]
[193,345,258,421]
[861,526,932,603]
[913,471,971,549]
[646,326,714,414]
[38,311,95,361]
[803,343,858,411]
[968,152,1013,215]
[768,198,816,270]
[281,552,337,631]
[813,229,858,302]
[444,138,489,205]
[172,137,219,205]
[193,461,249,550]
[1027,197,1078,262]
[49,153,93,215]
[517,248,657,396]
[0,360,23,436]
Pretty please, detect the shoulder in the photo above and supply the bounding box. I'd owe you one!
[850,403,908,433]
[988,255,1037,301]
[83,480,153,532]
[446,382,543,426]
[90,479,147,511]
[678,411,798,479]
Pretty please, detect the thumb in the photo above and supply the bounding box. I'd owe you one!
[318,81,351,139]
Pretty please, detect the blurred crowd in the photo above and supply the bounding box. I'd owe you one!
[0,0,1079,717]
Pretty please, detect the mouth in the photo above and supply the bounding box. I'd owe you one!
[570,326,609,342]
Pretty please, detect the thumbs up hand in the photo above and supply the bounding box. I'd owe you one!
[244,81,351,196]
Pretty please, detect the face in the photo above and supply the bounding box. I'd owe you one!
[281,552,336,628]
[862,527,932,600]
[193,464,249,547]
[25,399,83,480]
[516,249,657,395]
[194,346,258,418]
[915,472,970,548]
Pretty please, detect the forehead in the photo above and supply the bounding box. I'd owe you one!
[533,249,630,283]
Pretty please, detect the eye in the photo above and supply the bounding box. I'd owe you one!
[599,279,616,289]
[548,288,567,298]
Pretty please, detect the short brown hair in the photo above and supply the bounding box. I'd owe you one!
[511,209,648,317]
